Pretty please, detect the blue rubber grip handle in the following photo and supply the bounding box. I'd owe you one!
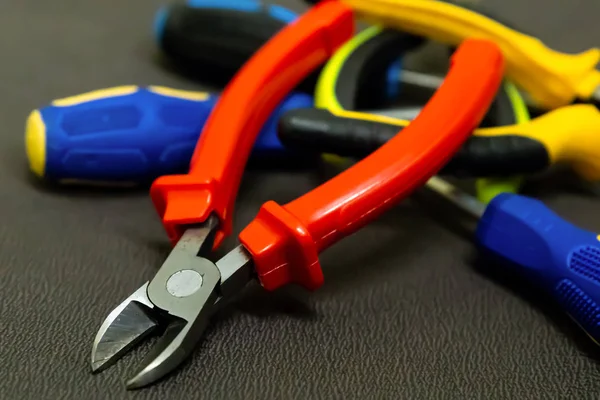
[25,87,313,184]
[476,193,600,344]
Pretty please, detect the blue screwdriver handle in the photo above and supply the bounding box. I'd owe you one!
[476,193,600,344]
[25,86,313,184]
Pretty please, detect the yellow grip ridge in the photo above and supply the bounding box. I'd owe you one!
[51,86,139,106]
[147,86,211,101]
[342,0,600,109]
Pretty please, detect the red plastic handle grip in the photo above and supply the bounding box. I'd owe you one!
[150,0,355,247]
[239,39,505,291]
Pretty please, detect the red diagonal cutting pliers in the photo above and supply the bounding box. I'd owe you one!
[90,0,504,389]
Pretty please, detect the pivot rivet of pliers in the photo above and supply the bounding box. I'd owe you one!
[166,270,203,297]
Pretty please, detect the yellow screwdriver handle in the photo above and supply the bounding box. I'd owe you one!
[478,104,600,181]
[342,0,600,109]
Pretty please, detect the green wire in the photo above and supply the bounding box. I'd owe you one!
[475,81,531,204]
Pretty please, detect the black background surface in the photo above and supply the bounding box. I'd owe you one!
[1,0,600,399]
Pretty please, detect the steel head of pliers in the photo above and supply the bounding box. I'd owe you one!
[90,215,254,389]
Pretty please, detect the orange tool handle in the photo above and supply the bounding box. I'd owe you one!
[240,39,505,291]
[150,0,355,246]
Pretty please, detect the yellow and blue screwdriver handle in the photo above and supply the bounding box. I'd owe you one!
[24,0,311,185]
[25,86,313,184]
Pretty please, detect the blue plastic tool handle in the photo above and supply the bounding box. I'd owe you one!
[476,193,600,344]
[35,88,313,183]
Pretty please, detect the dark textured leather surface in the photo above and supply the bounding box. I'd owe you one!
[1,1,600,399]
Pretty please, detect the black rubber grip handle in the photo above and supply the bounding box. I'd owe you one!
[158,4,319,92]
[278,108,398,157]
[278,108,550,177]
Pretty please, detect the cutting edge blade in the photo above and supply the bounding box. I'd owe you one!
[91,283,157,373]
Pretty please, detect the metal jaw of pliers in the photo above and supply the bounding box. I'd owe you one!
[91,215,254,388]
